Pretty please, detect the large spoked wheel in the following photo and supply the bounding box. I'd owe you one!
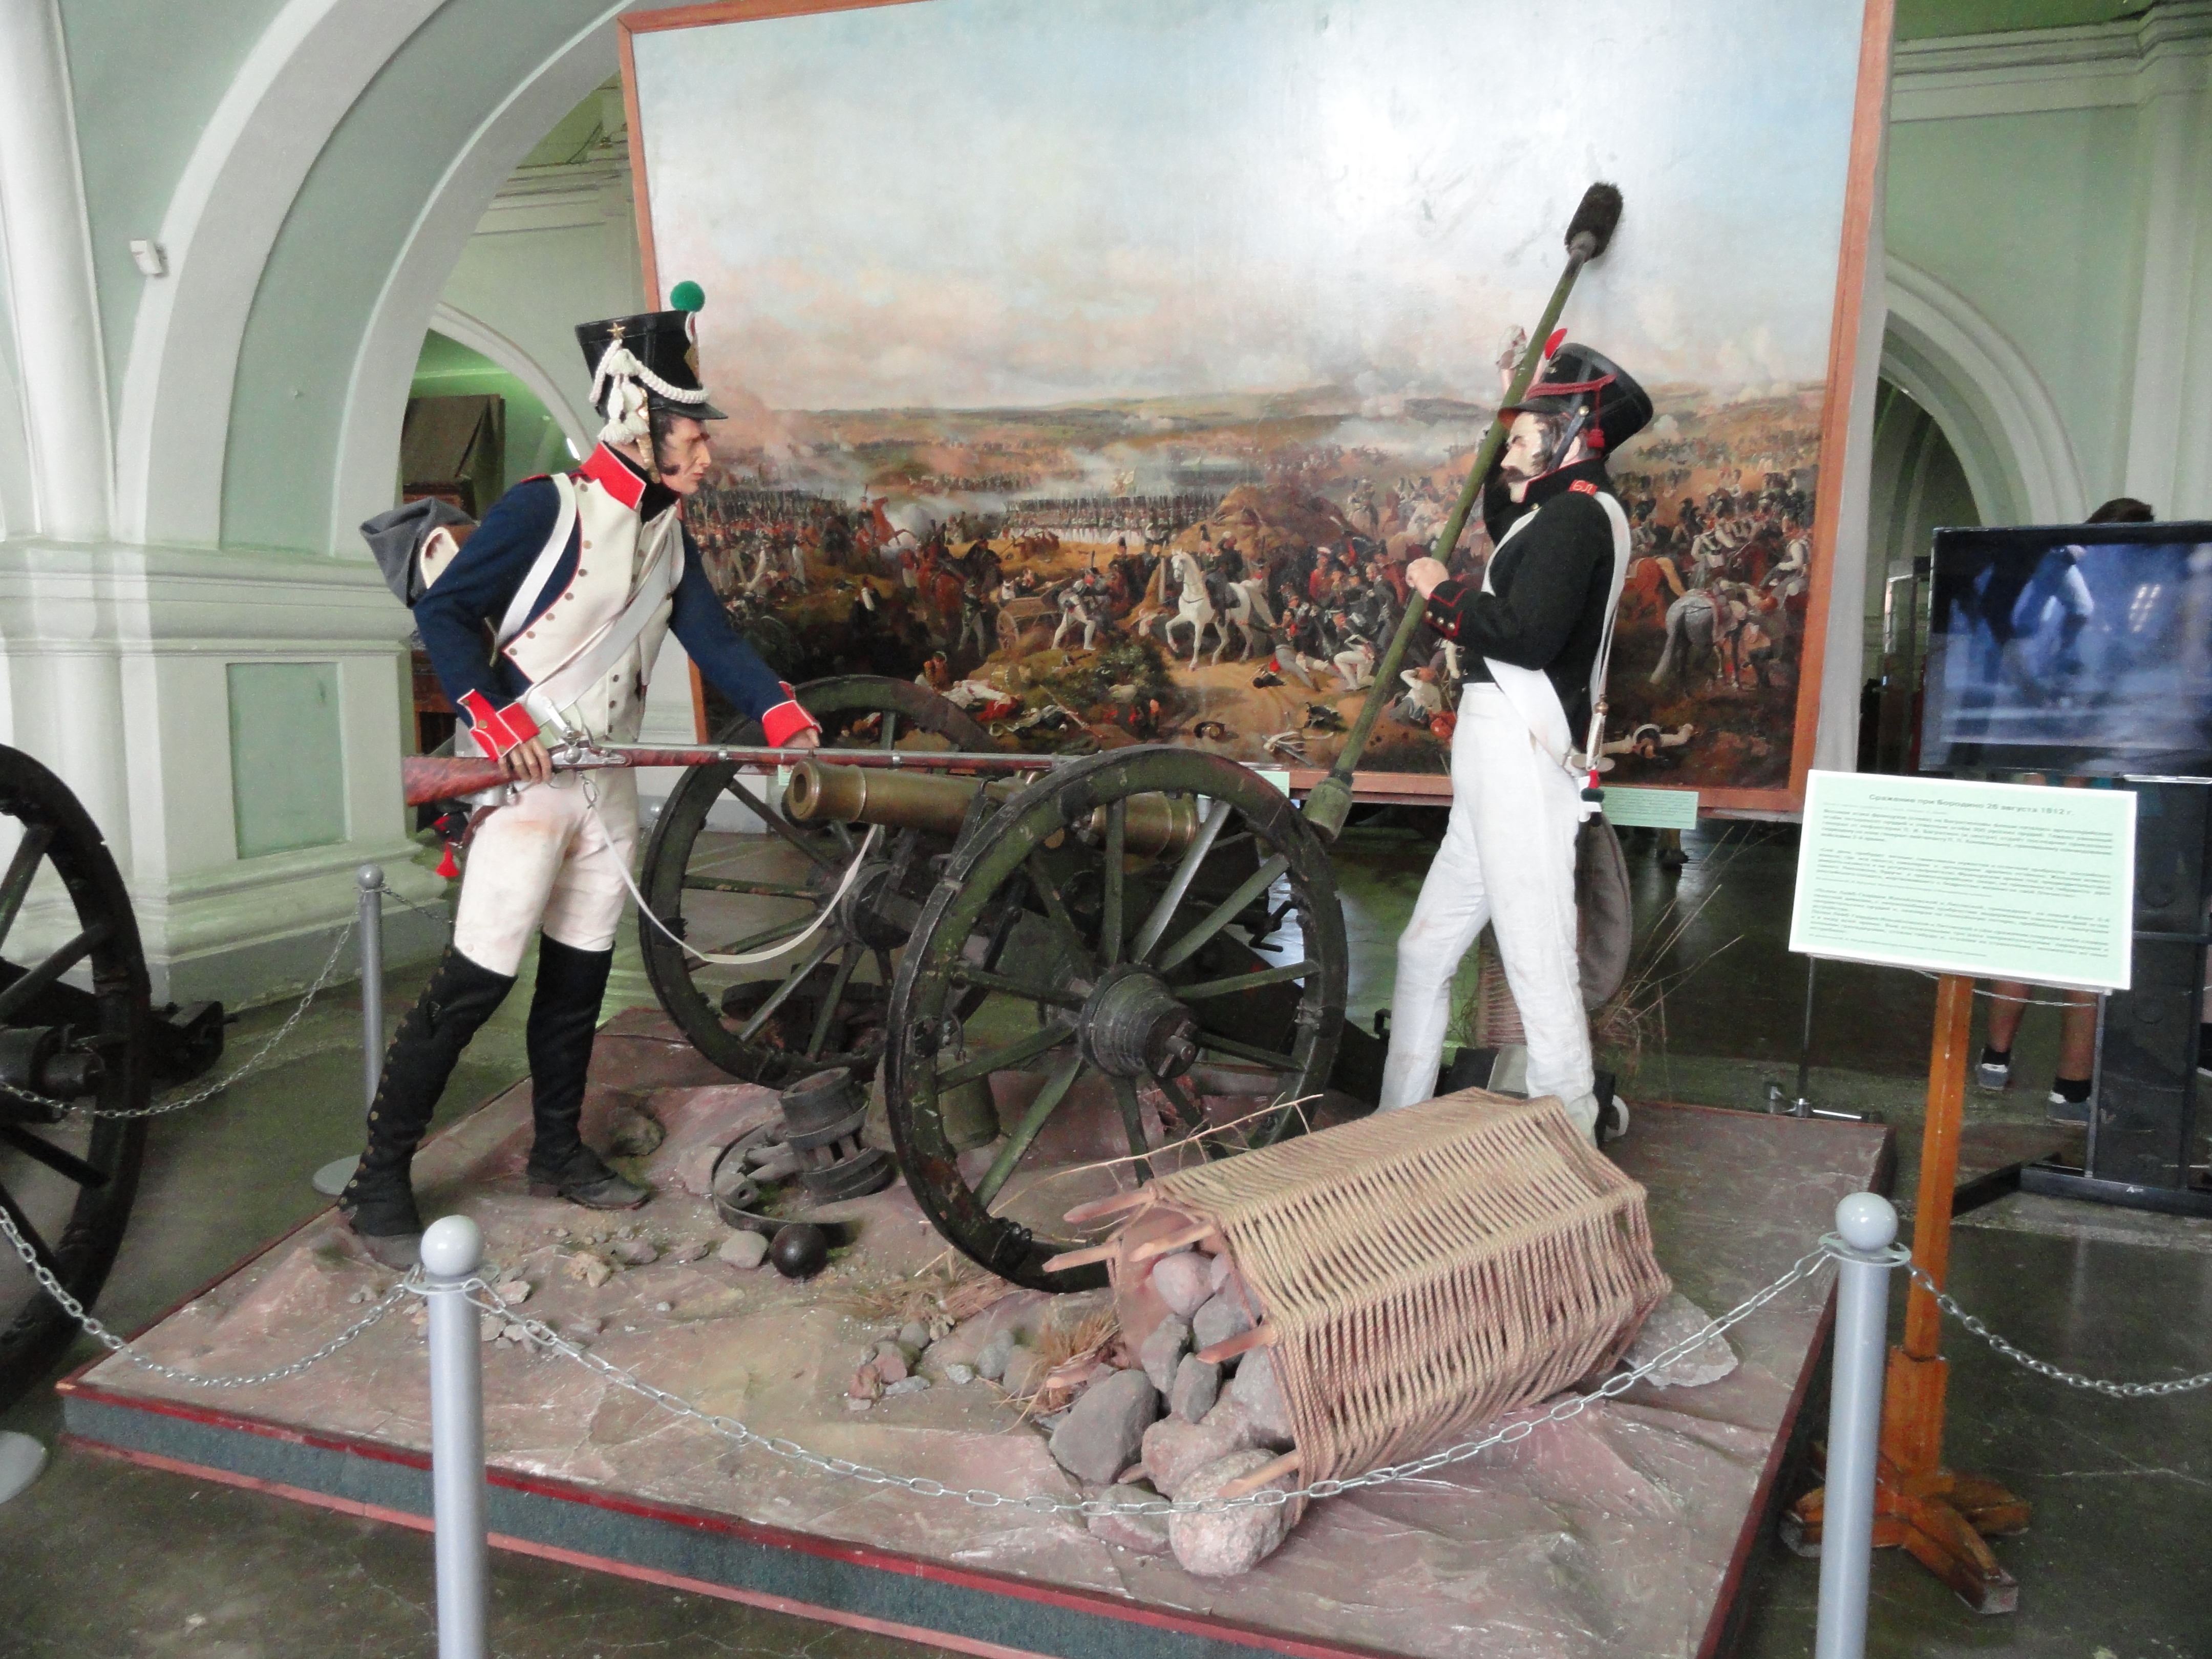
[886,748,1345,1289]
[637,676,994,1086]
[0,747,153,1408]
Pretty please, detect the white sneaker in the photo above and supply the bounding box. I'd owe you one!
[1560,1091,1601,1144]
[1975,1051,2011,1091]
[1600,1095,1631,1144]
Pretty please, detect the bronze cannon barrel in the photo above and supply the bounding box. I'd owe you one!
[783,761,1200,856]
[783,761,1006,838]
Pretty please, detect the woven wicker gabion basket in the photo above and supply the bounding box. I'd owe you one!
[1097,1089,1670,1493]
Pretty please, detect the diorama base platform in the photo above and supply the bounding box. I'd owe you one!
[61,1015,1891,1659]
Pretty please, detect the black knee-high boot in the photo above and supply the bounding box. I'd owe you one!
[340,947,516,1266]
[522,934,648,1209]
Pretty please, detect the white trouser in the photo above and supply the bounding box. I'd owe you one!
[1378,686,1592,1112]
[452,770,639,976]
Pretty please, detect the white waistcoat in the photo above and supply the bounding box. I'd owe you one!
[503,472,683,743]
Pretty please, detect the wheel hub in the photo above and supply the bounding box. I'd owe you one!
[1078,965,1199,1080]
[835,860,908,949]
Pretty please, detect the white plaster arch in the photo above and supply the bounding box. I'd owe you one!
[328,15,623,552]
[429,301,591,453]
[1881,256,2087,527]
[112,0,446,547]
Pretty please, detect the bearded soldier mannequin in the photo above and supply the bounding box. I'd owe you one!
[1380,342,1651,1143]
[341,291,821,1267]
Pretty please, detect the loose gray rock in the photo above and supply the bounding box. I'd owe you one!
[943,1362,976,1386]
[897,1320,931,1353]
[1622,1291,1739,1388]
[717,1231,770,1270]
[975,1330,1015,1381]
[1168,1449,1291,1577]
[883,1375,931,1397]
[1228,1350,1294,1447]
[1149,1251,1213,1318]
[1190,1291,1253,1354]
[1138,1314,1192,1394]
[1140,1395,1257,1497]
[1086,1484,1171,1555]
[1208,1251,1235,1293]
[1048,1369,1161,1485]
[609,1238,659,1267]
[1171,1353,1222,1423]
[605,1107,665,1158]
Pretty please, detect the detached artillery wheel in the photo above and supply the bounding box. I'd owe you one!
[0,748,153,1408]
[637,676,993,1086]
[886,748,1345,1289]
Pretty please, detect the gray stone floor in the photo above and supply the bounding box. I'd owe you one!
[4,820,2208,1658]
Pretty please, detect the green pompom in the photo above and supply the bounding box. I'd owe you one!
[669,280,705,313]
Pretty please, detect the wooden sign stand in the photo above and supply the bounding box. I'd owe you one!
[1785,974,2029,1613]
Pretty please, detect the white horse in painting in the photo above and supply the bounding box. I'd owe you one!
[1161,550,1219,669]
[1161,551,1277,668]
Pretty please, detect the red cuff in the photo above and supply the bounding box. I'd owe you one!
[760,684,820,748]
[458,690,541,758]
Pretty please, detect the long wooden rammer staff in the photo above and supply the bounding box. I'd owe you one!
[400,183,1623,816]
[1298,179,1623,841]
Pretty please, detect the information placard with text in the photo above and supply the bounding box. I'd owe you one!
[1789,771,2135,990]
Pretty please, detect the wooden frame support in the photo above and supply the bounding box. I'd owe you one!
[1783,974,2029,1614]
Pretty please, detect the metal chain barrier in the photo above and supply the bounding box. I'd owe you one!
[7,866,455,1123]
[1906,1264,2212,1399]
[0,1199,412,1388]
[1907,969,2092,1011]
[456,1243,1843,1517]
[74,919,365,1119]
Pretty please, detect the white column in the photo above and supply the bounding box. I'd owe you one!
[2120,72,2207,514]
[0,0,114,543]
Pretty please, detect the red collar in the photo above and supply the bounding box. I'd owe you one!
[578,443,648,510]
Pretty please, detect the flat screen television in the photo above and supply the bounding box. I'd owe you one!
[1919,521,2212,778]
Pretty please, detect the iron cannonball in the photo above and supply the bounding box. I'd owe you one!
[771,1222,831,1279]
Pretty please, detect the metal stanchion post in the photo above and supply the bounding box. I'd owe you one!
[357,864,385,1107]
[1815,1192,1901,1659]
[421,1214,488,1659]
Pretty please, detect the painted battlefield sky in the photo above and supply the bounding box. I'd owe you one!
[634,0,1864,422]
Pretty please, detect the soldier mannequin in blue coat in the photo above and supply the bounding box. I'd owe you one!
[342,290,819,1268]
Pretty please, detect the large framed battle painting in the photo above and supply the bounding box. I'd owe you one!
[622,0,1885,811]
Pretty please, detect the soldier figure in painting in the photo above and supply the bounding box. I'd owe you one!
[1380,342,1652,1145]
[338,289,821,1269]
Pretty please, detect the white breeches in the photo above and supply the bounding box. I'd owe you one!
[1378,686,1591,1112]
[452,770,639,976]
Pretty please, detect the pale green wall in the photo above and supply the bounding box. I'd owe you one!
[57,0,294,424]
[220,0,615,555]
[1885,105,2147,502]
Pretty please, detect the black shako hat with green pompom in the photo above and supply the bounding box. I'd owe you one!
[575,281,725,445]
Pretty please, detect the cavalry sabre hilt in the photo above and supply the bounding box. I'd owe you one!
[1300,181,1624,843]
[400,742,1063,809]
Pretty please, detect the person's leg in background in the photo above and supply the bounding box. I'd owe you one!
[2048,989,2098,1123]
[1977,982,2029,1089]
[1977,980,2098,1122]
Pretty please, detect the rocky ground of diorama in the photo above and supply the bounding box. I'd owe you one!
[62,1016,1893,1659]
[894,1228,1751,1580]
